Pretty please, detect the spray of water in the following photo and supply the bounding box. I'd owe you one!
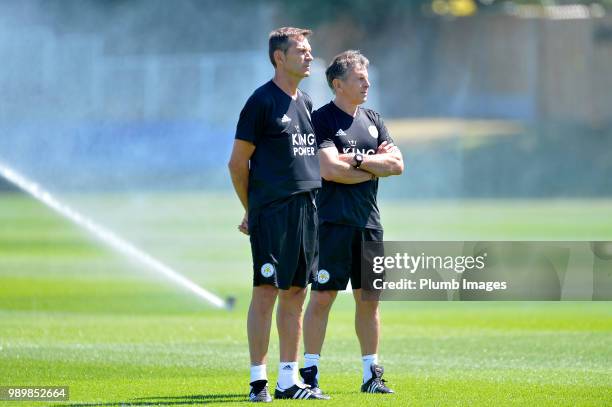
[0,160,231,310]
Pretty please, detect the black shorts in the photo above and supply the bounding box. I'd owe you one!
[312,222,383,291]
[249,191,318,290]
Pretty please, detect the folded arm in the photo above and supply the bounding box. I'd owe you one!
[338,141,404,177]
[320,146,375,184]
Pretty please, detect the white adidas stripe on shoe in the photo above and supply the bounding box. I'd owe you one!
[275,384,327,400]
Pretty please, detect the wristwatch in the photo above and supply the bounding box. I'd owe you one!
[352,153,363,168]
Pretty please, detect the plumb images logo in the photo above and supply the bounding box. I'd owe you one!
[371,252,487,274]
[261,263,275,278]
[361,241,612,301]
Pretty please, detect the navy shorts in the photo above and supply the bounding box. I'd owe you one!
[249,191,318,289]
[312,222,383,291]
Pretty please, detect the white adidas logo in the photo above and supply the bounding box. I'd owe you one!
[335,129,347,137]
[281,114,292,123]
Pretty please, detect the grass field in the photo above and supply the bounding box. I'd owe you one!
[1,192,612,406]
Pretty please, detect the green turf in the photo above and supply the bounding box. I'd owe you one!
[1,192,612,406]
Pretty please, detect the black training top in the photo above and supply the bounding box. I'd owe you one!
[313,102,393,230]
[235,80,321,211]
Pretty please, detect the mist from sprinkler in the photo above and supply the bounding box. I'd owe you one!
[0,160,234,310]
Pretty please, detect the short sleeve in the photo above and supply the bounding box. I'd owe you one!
[235,94,266,145]
[312,110,335,149]
[373,112,394,146]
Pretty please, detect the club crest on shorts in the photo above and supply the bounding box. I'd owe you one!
[317,269,330,284]
[261,263,275,278]
[368,125,378,138]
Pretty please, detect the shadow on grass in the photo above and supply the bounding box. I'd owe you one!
[63,393,246,406]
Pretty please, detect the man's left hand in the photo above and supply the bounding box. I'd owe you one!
[377,141,399,154]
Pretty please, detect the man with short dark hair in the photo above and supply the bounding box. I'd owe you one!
[228,27,328,402]
[300,50,403,395]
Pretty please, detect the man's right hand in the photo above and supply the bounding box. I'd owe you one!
[238,213,249,235]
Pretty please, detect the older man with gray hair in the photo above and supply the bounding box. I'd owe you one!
[300,50,403,396]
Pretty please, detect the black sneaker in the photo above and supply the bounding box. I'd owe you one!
[274,384,328,400]
[299,366,331,399]
[249,380,272,402]
[360,364,394,394]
